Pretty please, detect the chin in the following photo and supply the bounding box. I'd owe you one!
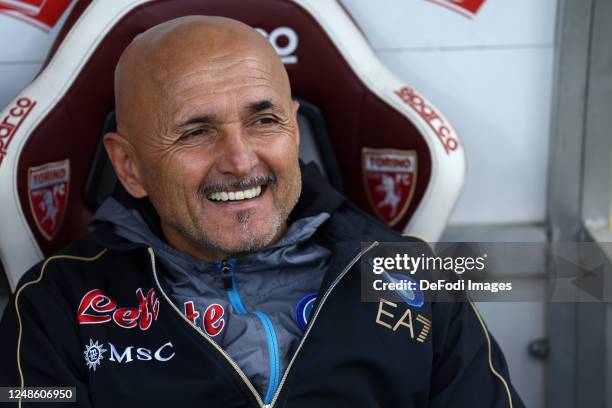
[206,224,279,256]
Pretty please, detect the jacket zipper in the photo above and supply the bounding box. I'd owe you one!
[267,241,379,407]
[148,248,265,407]
[255,311,281,403]
[216,259,281,404]
[217,259,247,314]
[148,241,378,408]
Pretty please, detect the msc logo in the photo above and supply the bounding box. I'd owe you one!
[108,341,175,364]
[256,27,298,64]
[83,339,106,372]
[84,339,175,371]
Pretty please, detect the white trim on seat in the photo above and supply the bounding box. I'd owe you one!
[295,0,465,241]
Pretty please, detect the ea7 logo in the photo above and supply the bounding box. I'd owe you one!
[375,299,431,343]
[77,288,160,330]
[256,27,298,64]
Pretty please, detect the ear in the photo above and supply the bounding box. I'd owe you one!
[103,132,148,198]
[292,99,300,147]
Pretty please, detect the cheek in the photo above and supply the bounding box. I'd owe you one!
[142,153,207,206]
[262,141,301,210]
[262,136,299,174]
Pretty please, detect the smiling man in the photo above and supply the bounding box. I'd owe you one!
[0,16,523,408]
[105,16,302,261]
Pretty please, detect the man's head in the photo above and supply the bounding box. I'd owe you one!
[104,16,302,261]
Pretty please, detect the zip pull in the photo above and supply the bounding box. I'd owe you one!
[218,259,248,315]
[218,259,234,290]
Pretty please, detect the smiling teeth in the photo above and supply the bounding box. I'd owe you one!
[208,186,262,202]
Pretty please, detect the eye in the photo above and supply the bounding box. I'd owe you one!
[180,128,207,140]
[255,116,278,126]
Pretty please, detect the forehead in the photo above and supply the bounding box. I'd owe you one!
[155,51,286,122]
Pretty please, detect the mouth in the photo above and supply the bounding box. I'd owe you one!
[207,185,266,202]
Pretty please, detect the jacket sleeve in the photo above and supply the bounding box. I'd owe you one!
[0,264,93,407]
[429,299,525,408]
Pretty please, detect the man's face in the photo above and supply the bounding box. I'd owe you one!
[127,49,301,260]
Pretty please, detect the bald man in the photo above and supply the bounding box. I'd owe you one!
[0,16,523,408]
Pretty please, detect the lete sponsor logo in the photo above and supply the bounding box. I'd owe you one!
[183,301,225,337]
[0,97,36,167]
[28,159,69,240]
[0,0,73,31]
[77,288,160,330]
[395,86,459,155]
[425,0,487,19]
[362,148,417,227]
[84,339,175,371]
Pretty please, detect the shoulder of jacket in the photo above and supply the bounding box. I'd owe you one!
[15,234,111,294]
[334,201,427,244]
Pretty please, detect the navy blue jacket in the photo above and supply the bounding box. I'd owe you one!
[0,164,524,407]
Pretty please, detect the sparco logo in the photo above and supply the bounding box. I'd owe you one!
[395,86,459,155]
[84,339,175,371]
[77,288,160,330]
[256,27,298,64]
[0,97,36,167]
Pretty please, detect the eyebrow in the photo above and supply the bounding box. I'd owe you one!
[177,115,214,130]
[247,99,274,114]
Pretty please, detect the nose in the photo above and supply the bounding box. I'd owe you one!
[215,124,257,177]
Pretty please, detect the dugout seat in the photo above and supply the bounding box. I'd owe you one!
[0,0,465,292]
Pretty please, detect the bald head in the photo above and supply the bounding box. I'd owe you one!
[114,15,291,139]
[104,15,302,261]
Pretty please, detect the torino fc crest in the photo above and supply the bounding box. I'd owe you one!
[362,148,417,227]
[28,159,69,240]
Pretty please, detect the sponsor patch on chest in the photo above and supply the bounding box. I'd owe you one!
[84,339,175,371]
[77,288,159,330]
[375,299,431,343]
[183,300,226,337]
